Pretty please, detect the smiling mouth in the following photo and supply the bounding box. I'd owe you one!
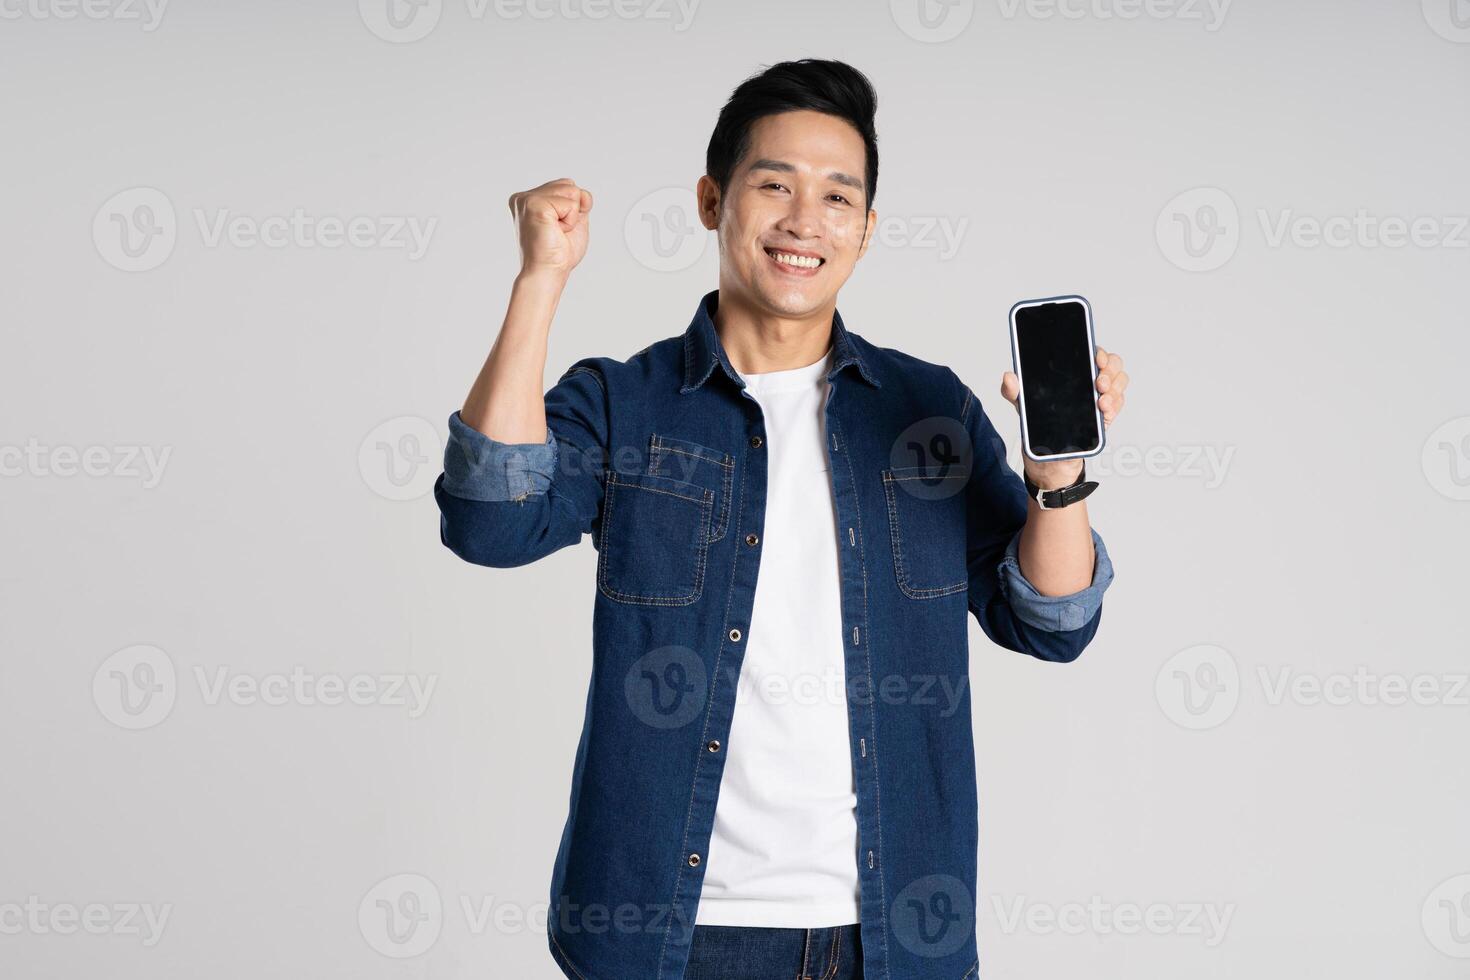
[763,246,825,271]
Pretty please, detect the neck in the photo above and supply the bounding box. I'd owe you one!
[713,283,835,375]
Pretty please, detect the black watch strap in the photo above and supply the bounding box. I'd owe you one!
[1023,461,1099,510]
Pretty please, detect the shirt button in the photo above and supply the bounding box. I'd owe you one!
[688,853,702,867]
[745,533,759,546]
[728,628,742,643]
[706,739,721,753]
[750,435,763,448]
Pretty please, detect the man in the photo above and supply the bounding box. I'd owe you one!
[435,59,1125,980]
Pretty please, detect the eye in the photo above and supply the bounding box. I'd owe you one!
[762,182,788,192]
[828,194,851,205]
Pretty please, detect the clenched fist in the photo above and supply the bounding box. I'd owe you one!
[508,178,594,279]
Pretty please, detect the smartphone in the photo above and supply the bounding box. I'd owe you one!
[1008,295,1105,462]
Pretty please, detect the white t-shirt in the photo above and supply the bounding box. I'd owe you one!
[694,344,861,928]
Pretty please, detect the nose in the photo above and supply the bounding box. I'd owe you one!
[773,187,822,243]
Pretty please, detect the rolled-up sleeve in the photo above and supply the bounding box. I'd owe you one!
[957,374,1114,663]
[434,360,609,569]
[998,527,1114,633]
[443,411,558,503]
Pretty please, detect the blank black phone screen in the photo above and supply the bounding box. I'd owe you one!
[1015,301,1099,457]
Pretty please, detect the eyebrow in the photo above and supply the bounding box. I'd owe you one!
[746,158,866,194]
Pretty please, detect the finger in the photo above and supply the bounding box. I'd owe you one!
[1114,370,1130,394]
[1106,352,1123,375]
[579,188,594,213]
[1096,372,1111,393]
[1096,345,1109,369]
[542,189,583,210]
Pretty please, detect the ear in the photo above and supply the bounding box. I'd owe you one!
[856,208,877,259]
[695,175,720,231]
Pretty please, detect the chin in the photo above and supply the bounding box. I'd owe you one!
[751,277,826,315]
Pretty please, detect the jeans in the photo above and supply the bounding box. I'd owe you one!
[683,923,863,979]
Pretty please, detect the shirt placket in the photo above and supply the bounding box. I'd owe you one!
[660,387,771,980]
[824,375,890,980]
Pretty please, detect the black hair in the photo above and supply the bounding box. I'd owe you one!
[706,58,879,210]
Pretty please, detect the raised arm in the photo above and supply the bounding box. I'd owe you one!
[435,178,609,569]
[460,177,594,443]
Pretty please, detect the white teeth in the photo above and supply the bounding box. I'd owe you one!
[768,249,821,269]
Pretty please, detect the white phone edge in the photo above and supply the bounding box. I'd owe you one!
[1007,294,1106,464]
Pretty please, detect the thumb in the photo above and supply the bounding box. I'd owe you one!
[553,195,582,231]
[999,371,1020,409]
[563,189,593,232]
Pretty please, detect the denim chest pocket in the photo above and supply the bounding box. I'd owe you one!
[646,433,733,542]
[598,471,714,606]
[881,465,969,599]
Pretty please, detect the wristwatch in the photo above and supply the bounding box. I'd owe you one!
[1023,462,1099,510]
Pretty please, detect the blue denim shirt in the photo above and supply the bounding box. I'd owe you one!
[434,289,1114,980]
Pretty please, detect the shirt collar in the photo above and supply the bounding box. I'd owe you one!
[680,288,881,394]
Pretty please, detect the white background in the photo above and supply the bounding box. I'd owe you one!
[2,0,1468,977]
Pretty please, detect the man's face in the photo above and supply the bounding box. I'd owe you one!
[699,109,876,318]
